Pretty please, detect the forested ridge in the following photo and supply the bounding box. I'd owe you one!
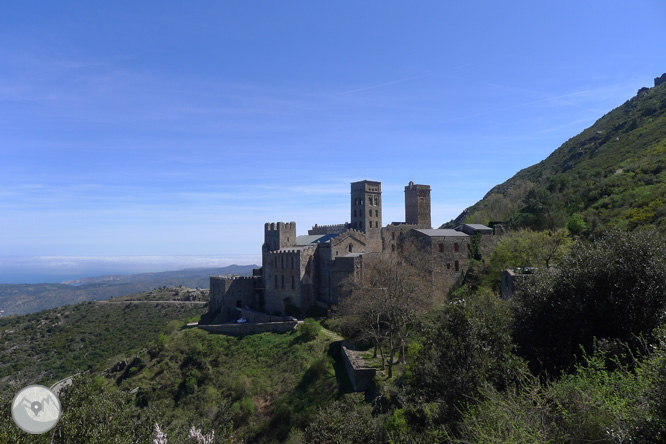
[451,76,666,235]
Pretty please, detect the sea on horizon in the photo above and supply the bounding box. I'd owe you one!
[0,255,260,284]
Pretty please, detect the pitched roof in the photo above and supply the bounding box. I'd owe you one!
[295,233,339,245]
[414,229,469,237]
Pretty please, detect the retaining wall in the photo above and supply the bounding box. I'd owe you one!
[340,342,376,392]
[198,321,297,336]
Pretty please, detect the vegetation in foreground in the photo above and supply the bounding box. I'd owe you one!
[0,287,205,397]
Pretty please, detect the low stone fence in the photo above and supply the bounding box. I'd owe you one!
[198,321,298,336]
[235,307,291,323]
[340,342,376,392]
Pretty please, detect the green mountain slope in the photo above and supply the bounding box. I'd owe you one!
[0,287,206,397]
[453,75,666,235]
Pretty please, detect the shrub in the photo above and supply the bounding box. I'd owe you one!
[298,318,320,340]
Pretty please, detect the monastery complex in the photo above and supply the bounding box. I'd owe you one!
[205,180,493,323]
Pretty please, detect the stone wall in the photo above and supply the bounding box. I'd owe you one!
[309,223,349,235]
[209,276,260,322]
[198,321,298,336]
[403,230,471,302]
[405,182,431,228]
[262,245,317,316]
[340,342,376,392]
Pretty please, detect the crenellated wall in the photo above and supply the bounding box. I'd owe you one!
[308,223,350,235]
[209,276,261,322]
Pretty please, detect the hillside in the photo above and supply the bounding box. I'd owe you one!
[0,287,344,443]
[0,264,255,316]
[0,287,206,397]
[452,74,666,235]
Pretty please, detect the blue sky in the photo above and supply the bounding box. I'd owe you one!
[1,1,665,277]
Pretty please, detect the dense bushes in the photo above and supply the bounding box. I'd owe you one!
[513,229,666,374]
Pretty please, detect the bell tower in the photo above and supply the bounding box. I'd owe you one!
[350,180,382,250]
[405,181,431,228]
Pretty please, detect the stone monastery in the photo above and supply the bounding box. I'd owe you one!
[206,180,493,323]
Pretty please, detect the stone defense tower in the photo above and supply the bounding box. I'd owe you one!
[405,181,432,228]
[263,222,296,252]
[350,180,382,251]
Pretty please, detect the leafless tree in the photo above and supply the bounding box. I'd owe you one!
[337,253,431,378]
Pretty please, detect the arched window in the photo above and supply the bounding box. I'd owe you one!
[375,210,378,217]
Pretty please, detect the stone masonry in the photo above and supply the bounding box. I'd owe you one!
[205,180,493,323]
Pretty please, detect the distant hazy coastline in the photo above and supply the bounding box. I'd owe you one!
[0,255,260,284]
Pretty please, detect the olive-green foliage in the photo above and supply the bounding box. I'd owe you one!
[0,376,155,444]
[298,318,321,340]
[303,394,388,444]
[484,228,571,288]
[0,299,204,397]
[513,229,666,374]
[457,81,666,235]
[118,327,340,443]
[54,376,155,444]
[403,289,525,425]
[455,348,659,443]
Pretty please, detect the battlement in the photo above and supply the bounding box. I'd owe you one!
[265,221,296,231]
[264,221,297,251]
[210,275,256,281]
[269,248,310,255]
[309,223,350,235]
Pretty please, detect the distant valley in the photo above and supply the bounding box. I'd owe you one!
[0,264,256,316]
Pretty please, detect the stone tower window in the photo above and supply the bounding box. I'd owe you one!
[375,210,378,217]
[275,256,278,268]
[454,243,459,252]
[281,275,285,289]
[274,275,278,288]
[348,244,353,252]
[374,196,378,205]
[291,275,295,289]
[369,209,372,216]
[455,261,459,272]
[439,243,444,252]
[291,257,295,269]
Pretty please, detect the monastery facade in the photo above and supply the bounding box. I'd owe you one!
[205,180,492,323]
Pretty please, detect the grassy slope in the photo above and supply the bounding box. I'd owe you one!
[452,80,666,234]
[0,287,206,396]
[109,325,344,443]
